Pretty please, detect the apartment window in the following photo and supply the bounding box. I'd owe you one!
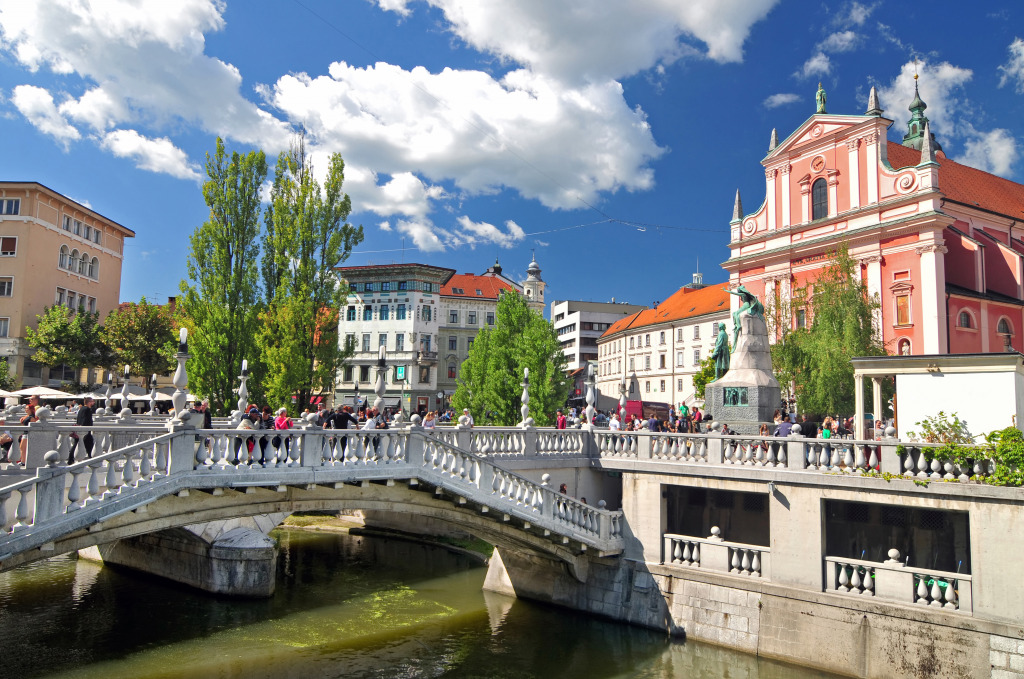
[93,229,101,245]
[379,333,387,348]
[56,287,65,305]
[69,249,80,272]
[644,356,651,370]
[693,349,701,365]
[422,306,432,322]
[693,325,700,340]
[0,199,20,215]
[345,333,355,350]
[796,309,806,329]
[396,304,407,320]
[468,311,477,324]
[343,366,353,382]
[79,253,89,275]
[364,282,373,292]
[391,334,402,352]
[0,237,15,256]
[677,378,683,391]
[629,358,634,371]
[422,335,432,352]
[467,337,474,349]
[88,297,96,313]
[0,318,8,338]
[659,331,665,345]
[398,281,408,291]
[712,322,719,335]
[645,334,651,347]
[63,215,72,231]
[346,306,356,321]
[449,335,457,350]
[379,305,390,320]
[0,277,11,297]
[659,355,666,369]
[617,359,621,372]
[475,289,483,296]
[381,282,391,291]
[84,225,92,241]
[73,220,81,235]
[362,334,371,352]
[67,291,76,309]
[629,382,635,394]
[449,310,459,324]
[448,362,457,379]
[90,257,99,279]
[660,380,666,392]
[629,337,634,349]
[812,178,828,220]
[359,365,370,382]
[676,351,684,366]
[998,317,1013,336]
[60,245,68,268]
[486,312,495,325]
[645,381,650,393]
[895,295,911,326]
[363,306,373,321]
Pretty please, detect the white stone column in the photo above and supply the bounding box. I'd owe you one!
[864,132,880,204]
[780,164,792,228]
[917,243,949,354]
[765,168,777,231]
[863,255,883,340]
[799,177,811,223]
[854,375,866,440]
[827,170,839,218]
[847,138,861,210]
[871,377,883,429]
[981,301,990,352]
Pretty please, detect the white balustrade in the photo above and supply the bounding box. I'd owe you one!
[662,530,770,579]
[825,553,971,613]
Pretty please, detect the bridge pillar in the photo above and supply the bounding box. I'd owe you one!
[24,419,57,469]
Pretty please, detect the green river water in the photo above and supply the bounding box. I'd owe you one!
[0,529,839,679]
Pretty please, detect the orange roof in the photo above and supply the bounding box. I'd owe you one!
[601,283,729,337]
[441,273,516,299]
[887,141,1024,220]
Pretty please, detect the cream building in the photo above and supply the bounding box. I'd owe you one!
[0,182,134,386]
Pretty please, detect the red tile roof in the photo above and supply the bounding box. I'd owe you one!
[887,142,1024,220]
[601,283,729,337]
[441,273,517,299]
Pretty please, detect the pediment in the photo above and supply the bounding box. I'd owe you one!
[764,114,887,162]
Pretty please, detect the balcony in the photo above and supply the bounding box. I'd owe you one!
[417,350,438,365]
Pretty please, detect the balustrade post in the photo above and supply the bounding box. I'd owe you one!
[879,435,902,475]
[701,527,729,572]
[521,425,538,457]
[406,425,425,467]
[33,452,66,524]
[786,425,806,469]
[637,433,652,460]
[706,433,724,465]
[298,415,323,467]
[25,409,57,469]
[455,424,473,452]
[165,413,197,475]
[874,549,914,604]
[579,427,598,458]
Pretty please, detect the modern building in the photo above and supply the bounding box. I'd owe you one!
[0,182,134,385]
[597,278,731,410]
[436,260,520,408]
[551,299,647,372]
[723,82,1024,356]
[335,263,455,414]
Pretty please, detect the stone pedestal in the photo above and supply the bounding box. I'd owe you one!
[705,311,780,434]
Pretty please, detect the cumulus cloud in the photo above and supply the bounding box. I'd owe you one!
[961,127,1019,177]
[763,92,800,108]
[100,129,201,180]
[393,218,446,252]
[352,170,446,219]
[795,52,830,79]
[817,30,858,53]
[833,2,876,27]
[876,60,973,141]
[454,216,525,248]
[998,37,1024,93]
[375,0,779,82]
[10,84,80,146]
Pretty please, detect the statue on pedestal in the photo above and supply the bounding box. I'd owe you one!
[728,285,764,351]
[710,323,730,380]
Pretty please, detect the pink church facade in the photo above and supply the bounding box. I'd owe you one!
[724,87,1024,357]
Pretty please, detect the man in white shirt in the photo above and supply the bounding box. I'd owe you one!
[609,413,621,431]
[462,408,474,427]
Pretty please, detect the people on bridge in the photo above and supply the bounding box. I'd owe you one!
[423,411,436,429]
[17,395,40,466]
[69,396,96,465]
[556,410,567,429]
[608,413,621,431]
[462,408,474,427]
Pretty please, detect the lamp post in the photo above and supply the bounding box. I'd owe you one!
[520,367,530,426]
[619,377,627,423]
[149,374,159,416]
[584,364,596,425]
[237,359,249,414]
[120,364,131,413]
[353,379,361,416]
[104,371,114,414]
[373,346,387,413]
[171,327,189,418]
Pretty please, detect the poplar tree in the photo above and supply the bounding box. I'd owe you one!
[452,291,569,426]
[179,138,267,414]
[258,134,364,413]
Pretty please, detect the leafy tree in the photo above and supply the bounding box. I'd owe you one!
[258,134,364,413]
[101,297,176,385]
[24,305,108,373]
[0,357,16,391]
[452,291,569,426]
[692,354,718,400]
[178,138,268,414]
[770,246,887,416]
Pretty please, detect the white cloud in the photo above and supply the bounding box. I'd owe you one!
[876,60,973,142]
[10,84,80,146]
[998,37,1024,93]
[795,52,830,79]
[100,129,201,180]
[376,0,779,82]
[454,216,525,248]
[834,2,876,27]
[960,127,1019,177]
[817,30,858,53]
[354,171,446,219]
[393,218,446,252]
[763,92,800,109]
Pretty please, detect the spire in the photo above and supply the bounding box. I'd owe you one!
[731,190,743,223]
[865,86,883,116]
[902,75,942,152]
[491,255,502,276]
[526,250,542,280]
[919,121,938,166]
[768,128,778,152]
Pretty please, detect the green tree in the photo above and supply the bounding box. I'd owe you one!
[770,246,887,416]
[178,137,268,414]
[258,134,364,413]
[24,305,107,374]
[692,353,719,400]
[101,297,176,385]
[0,357,16,391]
[452,291,569,426]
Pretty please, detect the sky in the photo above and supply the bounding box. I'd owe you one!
[1,1,1023,313]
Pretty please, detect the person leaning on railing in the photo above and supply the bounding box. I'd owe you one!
[68,396,96,465]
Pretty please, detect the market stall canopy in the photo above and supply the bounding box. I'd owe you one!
[0,388,17,399]
[12,386,75,399]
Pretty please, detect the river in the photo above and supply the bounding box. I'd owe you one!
[0,528,838,678]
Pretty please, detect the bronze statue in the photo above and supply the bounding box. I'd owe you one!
[727,285,764,351]
[710,322,730,379]
[816,82,827,114]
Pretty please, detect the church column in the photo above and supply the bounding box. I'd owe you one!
[765,168,777,231]
[862,255,883,341]
[799,176,811,224]
[827,169,840,219]
[780,164,792,228]
[917,243,949,354]
[847,138,861,210]
[864,132,880,204]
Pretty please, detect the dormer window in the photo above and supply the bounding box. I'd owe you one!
[811,178,828,220]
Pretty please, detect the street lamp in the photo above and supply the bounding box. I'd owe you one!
[353,379,360,414]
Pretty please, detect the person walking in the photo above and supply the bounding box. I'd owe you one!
[556,410,567,429]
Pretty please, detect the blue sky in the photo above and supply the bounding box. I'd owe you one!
[1,1,1023,312]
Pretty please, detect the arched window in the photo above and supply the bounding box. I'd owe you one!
[957,311,973,328]
[69,249,80,272]
[997,317,1013,335]
[811,178,828,220]
[89,257,98,279]
[79,252,89,275]
[59,245,69,269]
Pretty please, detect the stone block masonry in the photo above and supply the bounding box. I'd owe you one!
[991,636,1024,679]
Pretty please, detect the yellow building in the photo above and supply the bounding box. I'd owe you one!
[0,182,134,386]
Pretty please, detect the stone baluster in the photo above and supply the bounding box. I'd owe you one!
[104,372,114,415]
[149,374,159,416]
[171,328,190,420]
[237,360,249,414]
[33,452,66,524]
[120,365,131,414]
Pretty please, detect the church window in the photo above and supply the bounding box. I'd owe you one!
[957,311,973,328]
[796,309,806,329]
[811,178,828,220]
[997,318,1013,335]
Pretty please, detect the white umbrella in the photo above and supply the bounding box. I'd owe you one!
[0,388,17,399]
[75,391,108,400]
[12,385,75,399]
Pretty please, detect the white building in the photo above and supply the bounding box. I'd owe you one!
[522,252,546,314]
[551,300,647,372]
[597,279,730,411]
[335,263,455,414]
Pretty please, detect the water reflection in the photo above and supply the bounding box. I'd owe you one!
[0,530,837,679]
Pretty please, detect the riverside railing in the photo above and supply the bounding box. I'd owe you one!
[663,526,770,579]
[825,549,972,614]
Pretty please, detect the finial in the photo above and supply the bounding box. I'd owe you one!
[865,86,883,116]
[731,190,743,223]
[919,121,937,166]
[768,128,778,152]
